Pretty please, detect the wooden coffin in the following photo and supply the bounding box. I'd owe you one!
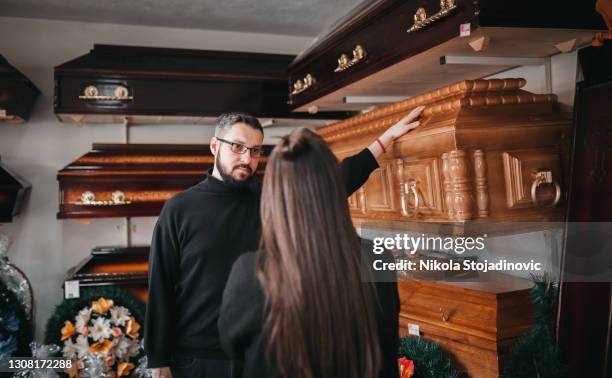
[0,55,40,123]
[318,78,571,225]
[398,274,534,377]
[288,0,605,111]
[57,143,271,219]
[54,44,350,125]
[65,246,149,303]
[0,160,31,222]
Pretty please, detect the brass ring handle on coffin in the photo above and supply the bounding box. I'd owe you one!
[400,180,419,217]
[530,170,561,208]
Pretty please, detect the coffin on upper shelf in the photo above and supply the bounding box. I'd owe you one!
[0,55,40,123]
[0,161,31,222]
[54,44,350,126]
[319,78,571,225]
[288,0,606,111]
[57,143,272,219]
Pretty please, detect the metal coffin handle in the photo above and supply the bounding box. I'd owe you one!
[400,180,419,217]
[530,170,561,208]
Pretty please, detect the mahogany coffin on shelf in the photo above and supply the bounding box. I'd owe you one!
[319,78,572,225]
[53,44,351,126]
[288,0,606,111]
[0,161,31,222]
[65,246,150,303]
[0,55,40,123]
[56,143,272,219]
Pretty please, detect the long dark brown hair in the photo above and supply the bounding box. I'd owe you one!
[258,128,382,378]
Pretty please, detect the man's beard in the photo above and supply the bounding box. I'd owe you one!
[216,151,254,188]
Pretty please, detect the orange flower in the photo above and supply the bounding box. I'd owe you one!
[65,360,78,378]
[89,339,113,355]
[125,317,140,339]
[117,362,135,376]
[61,321,76,341]
[398,357,414,378]
[92,297,114,314]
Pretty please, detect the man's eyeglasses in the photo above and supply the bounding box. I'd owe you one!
[216,137,264,157]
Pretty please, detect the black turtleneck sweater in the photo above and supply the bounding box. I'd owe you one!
[145,148,379,368]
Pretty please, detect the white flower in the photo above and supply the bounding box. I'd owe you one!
[127,338,140,358]
[112,336,131,360]
[89,317,112,342]
[110,306,130,327]
[75,307,92,330]
[75,335,90,357]
[63,338,78,359]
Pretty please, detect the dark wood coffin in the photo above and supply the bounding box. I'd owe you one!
[0,160,31,222]
[57,143,271,219]
[0,55,40,123]
[54,44,351,125]
[288,0,606,111]
[65,246,150,303]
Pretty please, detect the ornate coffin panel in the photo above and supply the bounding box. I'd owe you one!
[57,143,271,219]
[0,161,31,222]
[288,0,605,111]
[0,55,40,123]
[319,78,571,225]
[54,44,351,125]
[65,246,150,303]
[398,274,534,377]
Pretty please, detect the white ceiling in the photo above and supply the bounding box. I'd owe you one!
[0,0,365,37]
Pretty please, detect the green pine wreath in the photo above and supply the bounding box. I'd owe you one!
[0,278,33,358]
[44,285,146,371]
[398,336,460,378]
[502,279,568,378]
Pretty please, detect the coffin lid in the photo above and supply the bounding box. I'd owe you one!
[65,245,149,287]
[288,0,605,111]
[317,78,558,143]
[0,55,41,123]
[54,44,351,125]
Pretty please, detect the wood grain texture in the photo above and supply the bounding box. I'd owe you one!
[57,143,272,219]
[398,275,534,377]
[319,78,571,224]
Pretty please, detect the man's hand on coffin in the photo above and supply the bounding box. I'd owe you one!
[368,105,424,158]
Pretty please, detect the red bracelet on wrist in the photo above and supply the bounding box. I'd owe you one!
[376,138,387,153]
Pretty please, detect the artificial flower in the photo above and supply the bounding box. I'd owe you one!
[89,339,112,355]
[125,317,140,339]
[126,338,140,358]
[61,321,76,341]
[117,362,135,377]
[75,334,90,357]
[63,338,78,359]
[112,336,130,360]
[111,327,122,337]
[398,356,414,378]
[65,361,78,378]
[75,307,92,330]
[105,354,115,366]
[110,306,130,326]
[91,297,114,314]
[89,316,112,341]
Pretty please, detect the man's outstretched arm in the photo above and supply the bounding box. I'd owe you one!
[340,106,424,196]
